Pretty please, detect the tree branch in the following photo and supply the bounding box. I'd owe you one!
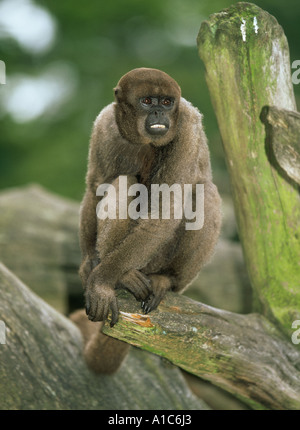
[260,105,300,185]
[103,290,300,410]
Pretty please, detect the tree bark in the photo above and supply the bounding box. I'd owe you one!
[260,105,300,185]
[102,289,300,410]
[197,2,300,334]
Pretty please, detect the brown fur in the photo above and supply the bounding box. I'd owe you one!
[74,68,222,374]
[70,309,130,374]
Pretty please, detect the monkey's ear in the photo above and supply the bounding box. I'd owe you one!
[113,86,122,102]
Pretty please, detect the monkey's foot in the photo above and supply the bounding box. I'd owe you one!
[85,283,119,327]
[142,274,172,314]
[117,269,152,301]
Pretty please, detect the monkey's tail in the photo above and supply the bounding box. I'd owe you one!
[70,309,130,374]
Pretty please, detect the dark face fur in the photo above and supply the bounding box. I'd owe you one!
[114,68,181,147]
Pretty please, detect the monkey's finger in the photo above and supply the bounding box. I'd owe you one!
[135,271,152,291]
[130,278,150,300]
[132,272,153,298]
[94,297,106,322]
[120,281,139,298]
[150,295,162,312]
[143,293,162,314]
[142,295,153,314]
[85,295,91,315]
[134,282,152,299]
[143,302,153,314]
[101,300,110,322]
[118,270,151,300]
[88,299,98,321]
[110,298,119,327]
[122,278,149,301]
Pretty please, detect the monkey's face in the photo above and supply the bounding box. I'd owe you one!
[114,68,181,147]
[137,95,178,145]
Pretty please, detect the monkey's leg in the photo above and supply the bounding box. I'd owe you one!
[138,182,221,314]
[170,182,222,293]
[70,309,130,374]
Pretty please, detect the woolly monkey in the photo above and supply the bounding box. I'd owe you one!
[71,68,221,373]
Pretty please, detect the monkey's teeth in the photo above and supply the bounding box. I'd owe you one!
[150,124,166,129]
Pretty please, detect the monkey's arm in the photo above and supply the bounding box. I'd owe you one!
[79,105,127,286]
[78,117,107,286]
[85,217,182,324]
[103,218,181,276]
[78,188,100,286]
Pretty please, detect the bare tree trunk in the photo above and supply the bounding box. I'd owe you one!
[197,2,300,334]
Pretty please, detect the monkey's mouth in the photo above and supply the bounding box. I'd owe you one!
[150,124,166,130]
[147,123,169,136]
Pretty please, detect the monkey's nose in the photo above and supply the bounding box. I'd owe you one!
[154,110,164,117]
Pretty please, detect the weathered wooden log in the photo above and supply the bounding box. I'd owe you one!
[0,184,81,313]
[0,262,207,410]
[260,105,300,185]
[103,289,300,410]
[197,2,300,334]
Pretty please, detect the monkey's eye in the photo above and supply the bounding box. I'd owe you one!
[142,97,152,105]
[161,97,174,108]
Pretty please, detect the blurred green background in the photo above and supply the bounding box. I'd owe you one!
[0,0,299,201]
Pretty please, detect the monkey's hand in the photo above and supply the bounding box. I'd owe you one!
[79,255,100,287]
[117,269,152,301]
[142,274,172,314]
[85,280,119,327]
